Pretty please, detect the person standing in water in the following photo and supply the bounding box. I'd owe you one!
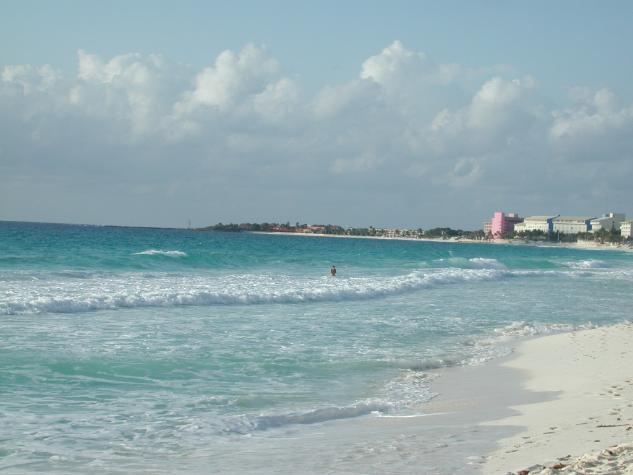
[330,265,336,276]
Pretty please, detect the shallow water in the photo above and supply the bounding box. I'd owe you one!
[1,221,632,473]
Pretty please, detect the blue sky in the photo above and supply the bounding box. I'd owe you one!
[4,1,632,99]
[2,1,633,227]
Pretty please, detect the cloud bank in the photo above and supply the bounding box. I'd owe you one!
[1,42,632,227]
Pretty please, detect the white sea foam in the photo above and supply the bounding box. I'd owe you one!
[246,402,390,432]
[379,369,438,408]
[217,319,603,434]
[220,388,445,434]
[492,320,596,338]
[134,249,188,257]
[418,320,602,371]
[437,257,506,269]
[467,257,506,269]
[0,266,605,315]
[212,401,391,435]
[1,268,510,315]
[563,259,606,269]
[460,320,599,367]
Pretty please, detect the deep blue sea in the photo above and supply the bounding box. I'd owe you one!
[2,221,633,474]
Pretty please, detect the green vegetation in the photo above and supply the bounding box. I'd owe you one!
[513,228,622,243]
[196,222,345,234]
[196,222,487,239]
[196,221,626,245]
[514,229,547,241]
[576,228,622,243]
[197,223,243,232]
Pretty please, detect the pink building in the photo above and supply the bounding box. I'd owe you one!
[490,212,523,239]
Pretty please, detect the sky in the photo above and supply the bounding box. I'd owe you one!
[1,1,633,229]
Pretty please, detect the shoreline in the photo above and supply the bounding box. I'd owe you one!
[249,231,633,253]
[213,324,633,474]
[462,323,633,474]
[483,323,633,474]
[420,323,633,474]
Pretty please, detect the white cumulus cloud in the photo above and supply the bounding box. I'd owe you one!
[176,44,280,112]
[1,42,633,227]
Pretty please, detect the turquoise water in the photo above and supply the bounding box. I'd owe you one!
[2,221,633,473]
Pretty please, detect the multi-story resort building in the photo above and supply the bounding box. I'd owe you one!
[589,212,626,232]
[514,216,558,234]
[484,212,523,239]
[552,216,596,234]
[485,210,627,238]
[621,221,633,239]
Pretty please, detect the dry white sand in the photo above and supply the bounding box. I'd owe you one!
[482,323,633,474]
[251,231,633,253]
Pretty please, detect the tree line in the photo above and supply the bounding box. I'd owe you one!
[196,223,489,240]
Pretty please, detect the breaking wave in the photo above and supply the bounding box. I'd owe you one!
[1,267,514,315]
[214,319,599,434]
[1,261,602,315]
[224,402,391,434]
[563,259,607,269]
[437,257,506,269]
[222,371,438,433]
[468,257,507,269]
[134,249,188,257]
[492,320,596,338]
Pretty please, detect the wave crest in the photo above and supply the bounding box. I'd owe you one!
[1,268,508,315]
[248,402,388,432]
[492,320,596,338]
[563,259,606,269]
[134,249,188,257]
[437,257,506,269]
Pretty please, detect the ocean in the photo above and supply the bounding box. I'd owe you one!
[1,221,632,474]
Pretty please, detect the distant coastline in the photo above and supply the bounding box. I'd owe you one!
[4,220,630,252]
[248,230,633,252]
[197,219,631,249]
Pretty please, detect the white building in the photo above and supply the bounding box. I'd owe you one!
[514,216,558,234]
[552,216,596,234]
[621,221,633,239]
[590,212,625,232]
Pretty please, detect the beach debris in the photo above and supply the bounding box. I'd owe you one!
[509,445,633,474]
[527,465,545,472]
[514,465,545,474]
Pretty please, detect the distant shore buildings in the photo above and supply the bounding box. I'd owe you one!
[514,216,555,234]
[198,211,632,243]
[552,216,596,234]
[489,212,523,239]
[198,222,485,241]
[483,212,527,238]
[590,213,626,232]
[485,211,628,239]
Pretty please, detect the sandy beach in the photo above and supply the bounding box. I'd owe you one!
[250,231,633,253]
[219,324,633,474]
[477,324,633,474]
